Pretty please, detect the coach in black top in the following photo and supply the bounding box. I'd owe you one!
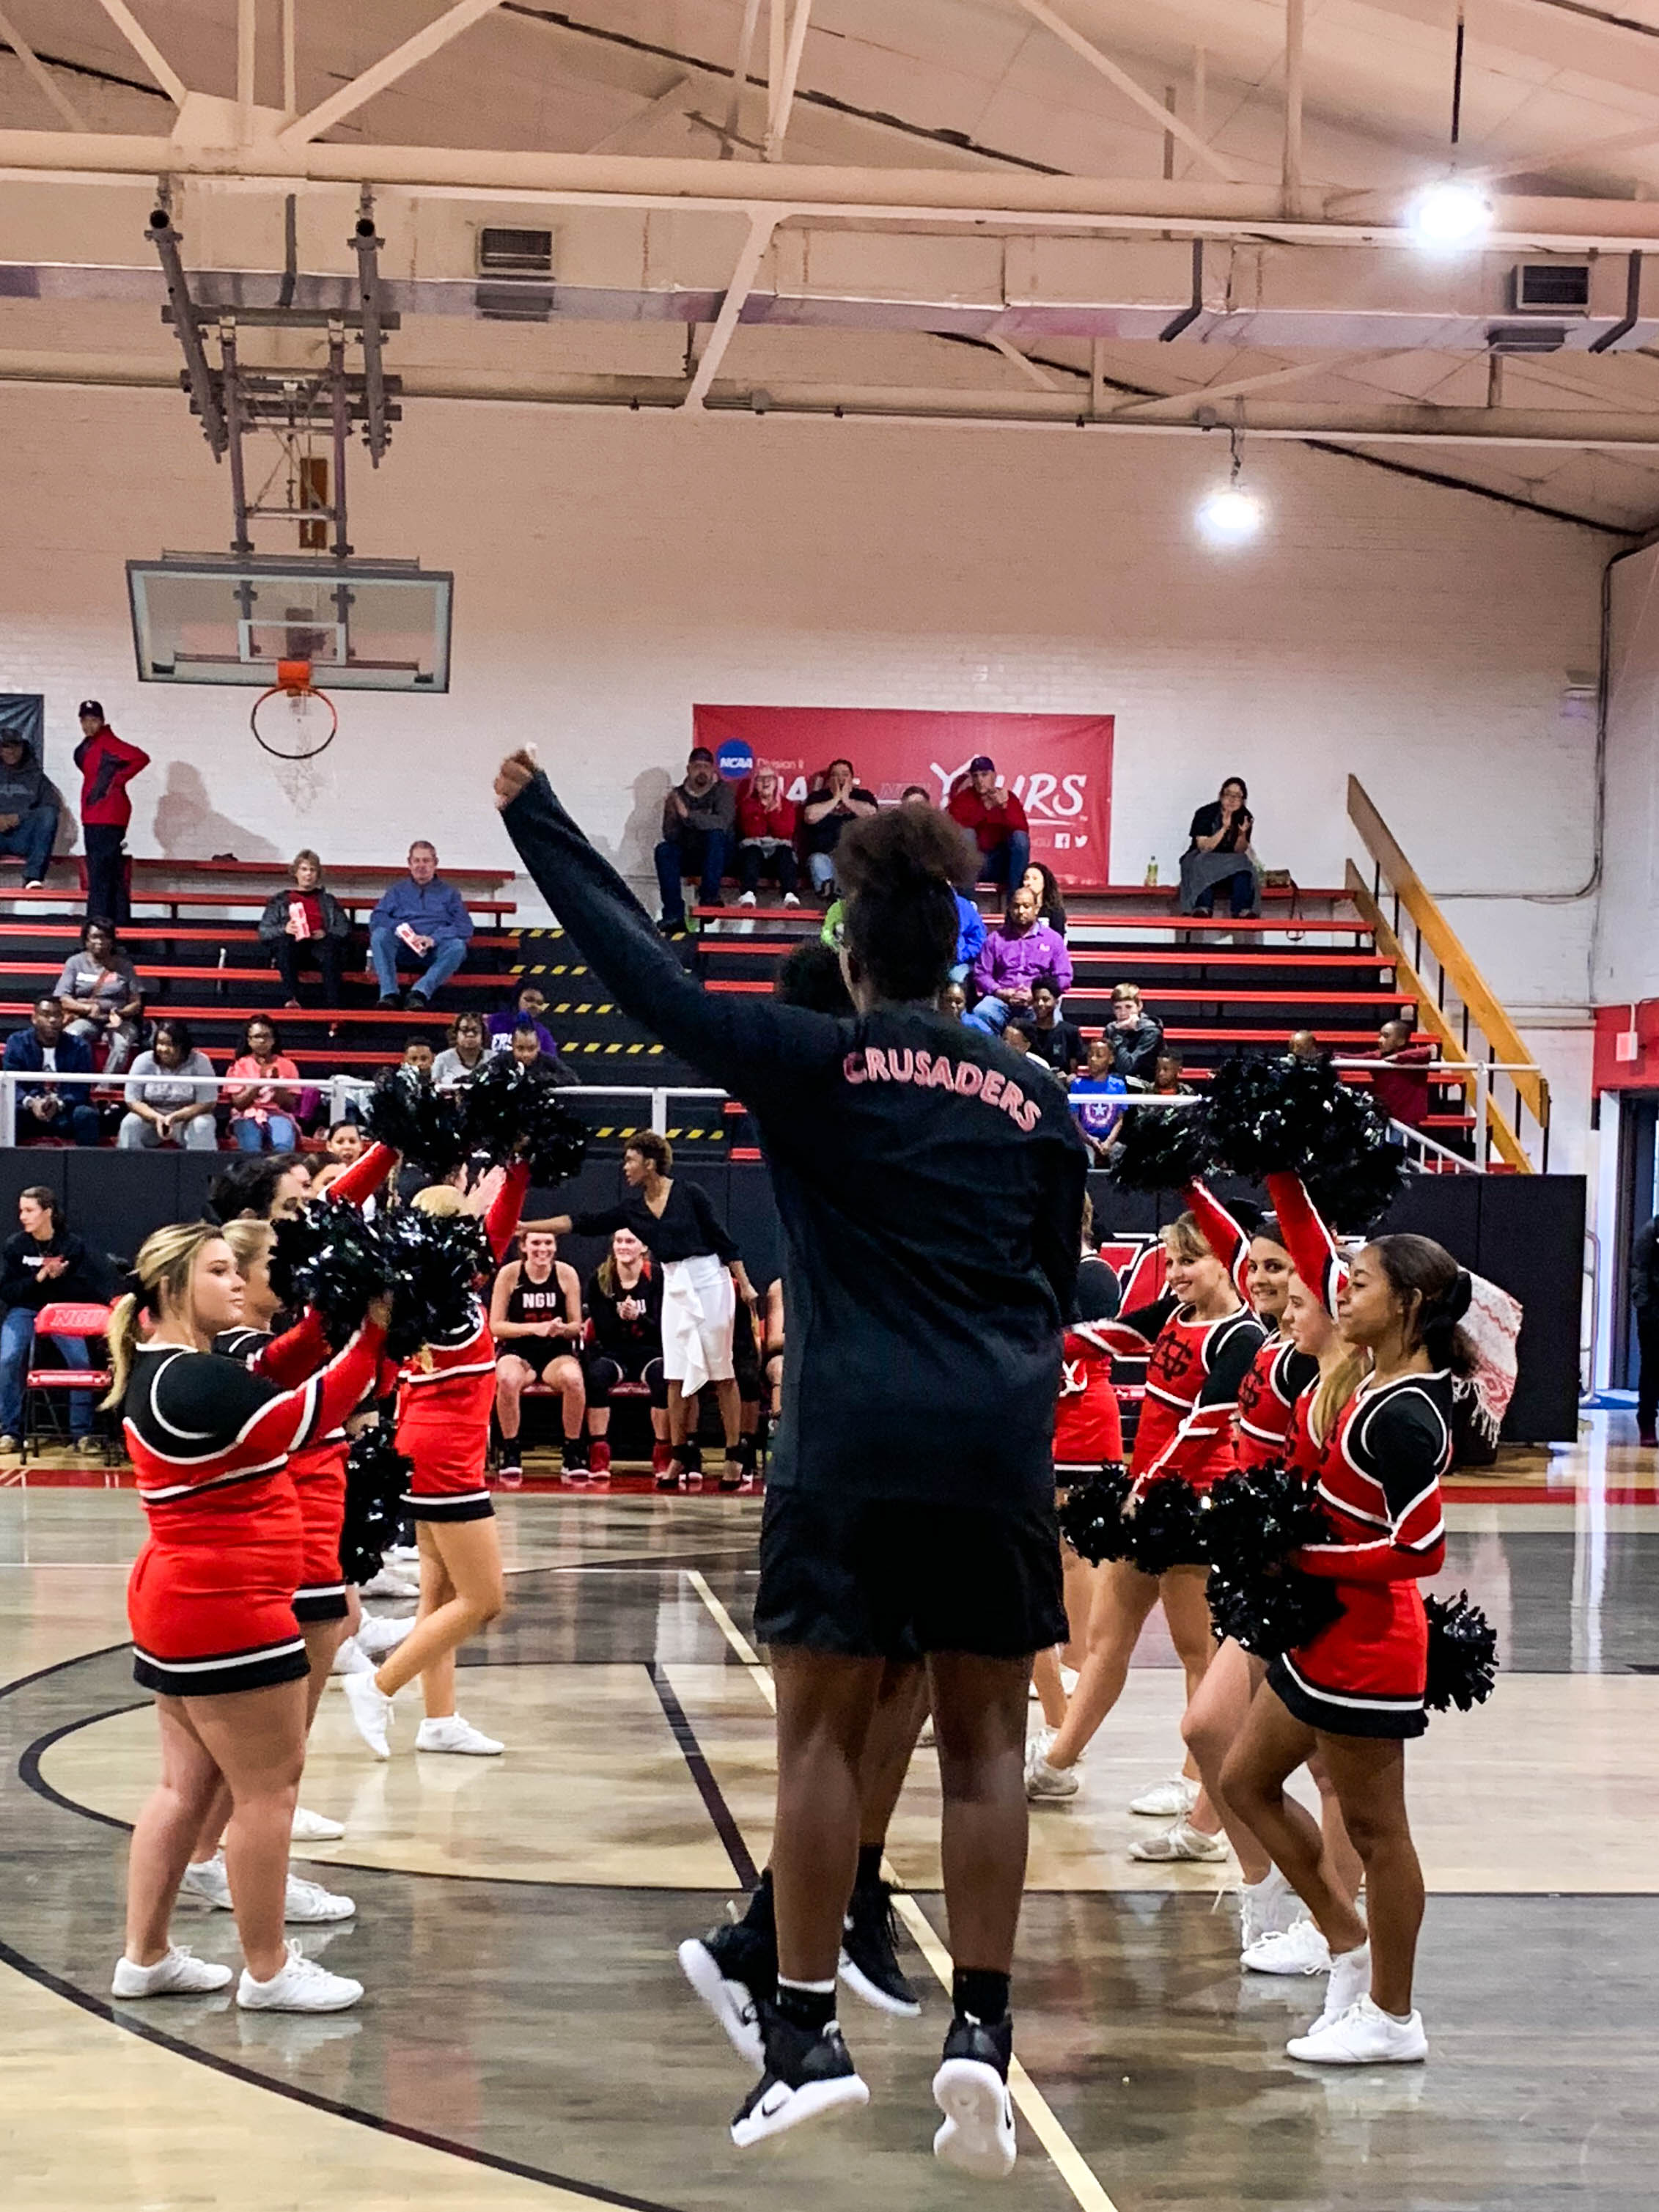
[497,748,1086,2175]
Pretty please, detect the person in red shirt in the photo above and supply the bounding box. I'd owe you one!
[947,754,1030,892]
[735,765,801,906]
[74,699,150,928]
[1369,1018,1438,1132]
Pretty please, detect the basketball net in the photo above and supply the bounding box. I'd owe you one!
[269,749,333,815]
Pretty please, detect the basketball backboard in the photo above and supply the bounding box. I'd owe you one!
[126,554,452,691]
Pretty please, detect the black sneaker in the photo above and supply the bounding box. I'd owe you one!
[730,2004,869,2149]
[677,1915,776,2068]
[932,2015,1016,2180]
[561,1436,588,1481]
[838,1881,921,2017]
[658,917,688,940]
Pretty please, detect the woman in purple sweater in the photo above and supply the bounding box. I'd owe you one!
[964,883,1073,1036]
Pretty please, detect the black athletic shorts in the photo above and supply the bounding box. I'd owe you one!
[754,1486,1067,1662]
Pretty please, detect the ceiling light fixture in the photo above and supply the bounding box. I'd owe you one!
[1407,176,1493,251]
[1196,433,1265,547]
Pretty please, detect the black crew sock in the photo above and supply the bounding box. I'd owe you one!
[953,1967,1010,2027]
[776,1978,836,2035]
[855,1843,885,1892]
[740,1867,776,1933]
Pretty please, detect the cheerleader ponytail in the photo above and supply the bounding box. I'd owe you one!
[100,1220,228,1408]
[101,1292,144,1410]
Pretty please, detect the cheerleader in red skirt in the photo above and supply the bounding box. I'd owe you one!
[1026,1206,1262,1836]
[1221,1232,1470,2066]
[1032,1315,1128,1731]
[110,1221,387,2014]
[342,1158,531,1760]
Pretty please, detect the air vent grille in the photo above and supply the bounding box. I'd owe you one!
[1511,262,1590,313]
[477,227,553,276]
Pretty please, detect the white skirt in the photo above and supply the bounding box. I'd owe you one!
[660,1252,735,1394]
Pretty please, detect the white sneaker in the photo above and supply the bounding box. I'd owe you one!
[284,1874,355,1923]
[1129,1774,1199,1818]
[1309,1940,1371,2032]
[1128,1818,1229,1863]
[353,1613,413,1659]
[416,1714,503,1755]
[180,1854,234,1911]
[343,1671,393,1758]
[1287,1995,1427,2066]
[237,1939,363,2015]
[331,1635,372,1678]
[111,1944,233,1998]
[290,1807,345,1843]
[385,1543,420,1566]
[1239,1865,1301,1952]
[737,890,757,906]
[783,892,801,907]
[1024,1739,1079,1801]
[1243,1917,1332,1977]
[360,1566,419,1600]
[933,2054,1017,2180]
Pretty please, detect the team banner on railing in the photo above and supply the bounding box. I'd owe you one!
[691,705,1114,887]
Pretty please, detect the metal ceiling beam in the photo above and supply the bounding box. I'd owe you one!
[1282,0,1305,218]
[987,335,1065,391]
[0,4,89,128]
[722,0,764,155]
[280,0,507,148]
[764,0,813,161]
[1109,351,1391,419]
[683,212,776,408]
[91,0,187,106]
[1009,0,1242,183]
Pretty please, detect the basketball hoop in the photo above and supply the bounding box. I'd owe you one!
[251,659,339,761]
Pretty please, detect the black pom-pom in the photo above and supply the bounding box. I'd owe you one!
[1128,1473,1207,1575]
[1204,1054,1409,1233]
[1206,1565,1345,1660]
[1106,1099,1216,1192]
[1057,1462,1135,1563]
[339,1424,411,1586]
[269,1199,394,1348]
[1200,1462,1333,1578]
[459,1056,589,1186]
[378,1205,492,1360]
[361,1069,471,1178]
[1424,1590,1499,1712]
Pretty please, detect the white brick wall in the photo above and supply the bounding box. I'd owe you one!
[0,383,1605,1035]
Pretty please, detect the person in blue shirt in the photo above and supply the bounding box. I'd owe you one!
[368,839,474,1008]
[1067,1035,1129,1160]
[3,996,100,1144]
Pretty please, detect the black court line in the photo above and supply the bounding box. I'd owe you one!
[645,1659,760,1891]
[18,1702,150,1830]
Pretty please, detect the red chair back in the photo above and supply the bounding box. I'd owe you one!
[34,1302,113,1339]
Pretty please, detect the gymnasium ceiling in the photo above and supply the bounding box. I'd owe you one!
[6,0,1659,529]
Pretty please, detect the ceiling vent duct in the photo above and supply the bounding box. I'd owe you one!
[477,227,553,277]
[1509,262,1590,314]
[474,285,555,323]
[1486,321,1568,354]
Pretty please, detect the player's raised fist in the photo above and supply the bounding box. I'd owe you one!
[494,749,539,810]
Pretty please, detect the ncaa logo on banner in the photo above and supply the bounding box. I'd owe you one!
[716,738,755,782]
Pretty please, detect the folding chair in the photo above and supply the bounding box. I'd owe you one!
[23,1301,114,1463]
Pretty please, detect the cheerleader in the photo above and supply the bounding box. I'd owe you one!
[1025,1208,1263,1850]
[1033,1311,1125,1731]
[1220,1233,1471,2065]
[109,1223,386,2013]
[341,1158,530,1761]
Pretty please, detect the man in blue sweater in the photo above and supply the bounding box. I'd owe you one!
[3,997,99,1144]
[368,839,473,1007]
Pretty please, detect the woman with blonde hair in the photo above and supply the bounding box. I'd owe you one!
[109,1221,387,2013]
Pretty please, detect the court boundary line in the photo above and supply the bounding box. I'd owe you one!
[644,1658,761,1890]
[684,1569,1124,2212]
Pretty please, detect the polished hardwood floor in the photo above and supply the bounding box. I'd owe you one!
[3,1419,1657,2211]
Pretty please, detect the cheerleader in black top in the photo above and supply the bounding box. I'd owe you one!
[498,750,1086,2175]
[1221,1233,1470,2067]
[109,1221,388,2014]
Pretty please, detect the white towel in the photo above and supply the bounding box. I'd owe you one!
[660,1252,735,1395]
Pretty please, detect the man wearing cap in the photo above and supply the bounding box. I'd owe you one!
[0,727,60,889]
[948,755,1031,892]
[655,746,737,937]
[73,702,150,927]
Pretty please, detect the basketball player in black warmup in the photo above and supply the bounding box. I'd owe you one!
[490,1227,586,1482]
[497,750,1086,2177]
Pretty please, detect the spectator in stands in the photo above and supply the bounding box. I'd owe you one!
[1370,1015,1437,1131]
[1180,774,1259,919]
[939,978,967,1021]
[1029,976,1085,1076]
[434,1010,488,1087]
[487,984,558,1059]
[325,1117,364,1166]
[1069,1036,1128,1158]
[402,1035,435,1079]
[491,1227,587,1482]
[1001,1018,1053,1076]
[1153,1048,1191,1095]
[118,1017,218,1151]
[0,727,59,888]
[773,938,854,1017]
[735,765,801,906]
[4,996,98,1146]
[259,848,351,1007]
[655,746,737,936]
[509,1019,576,1087]
[369,840,472,1009]
[209,1150,312,1223]
[583,1226,671,1478]
[0,1186,97,1453]
[74,701,149,929]
[1103,981,1163,1081]
[225,1015,301,1153]
[1287,1028,1326,1066]
[948,754,1031,890]
[1023,859,1069,938]
[801,758,878,900]
[1630,1212,1659,1449]
[964,882,1073,1035]
[54,917,143,1076]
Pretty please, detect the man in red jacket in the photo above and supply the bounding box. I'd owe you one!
[74,701,150,927]
[947,754,1031,892]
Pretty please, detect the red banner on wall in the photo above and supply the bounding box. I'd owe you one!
[691,705,1114,888]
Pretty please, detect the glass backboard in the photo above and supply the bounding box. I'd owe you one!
[127,555,453,691]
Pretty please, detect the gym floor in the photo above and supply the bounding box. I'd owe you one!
[3,1419,1656,2212]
